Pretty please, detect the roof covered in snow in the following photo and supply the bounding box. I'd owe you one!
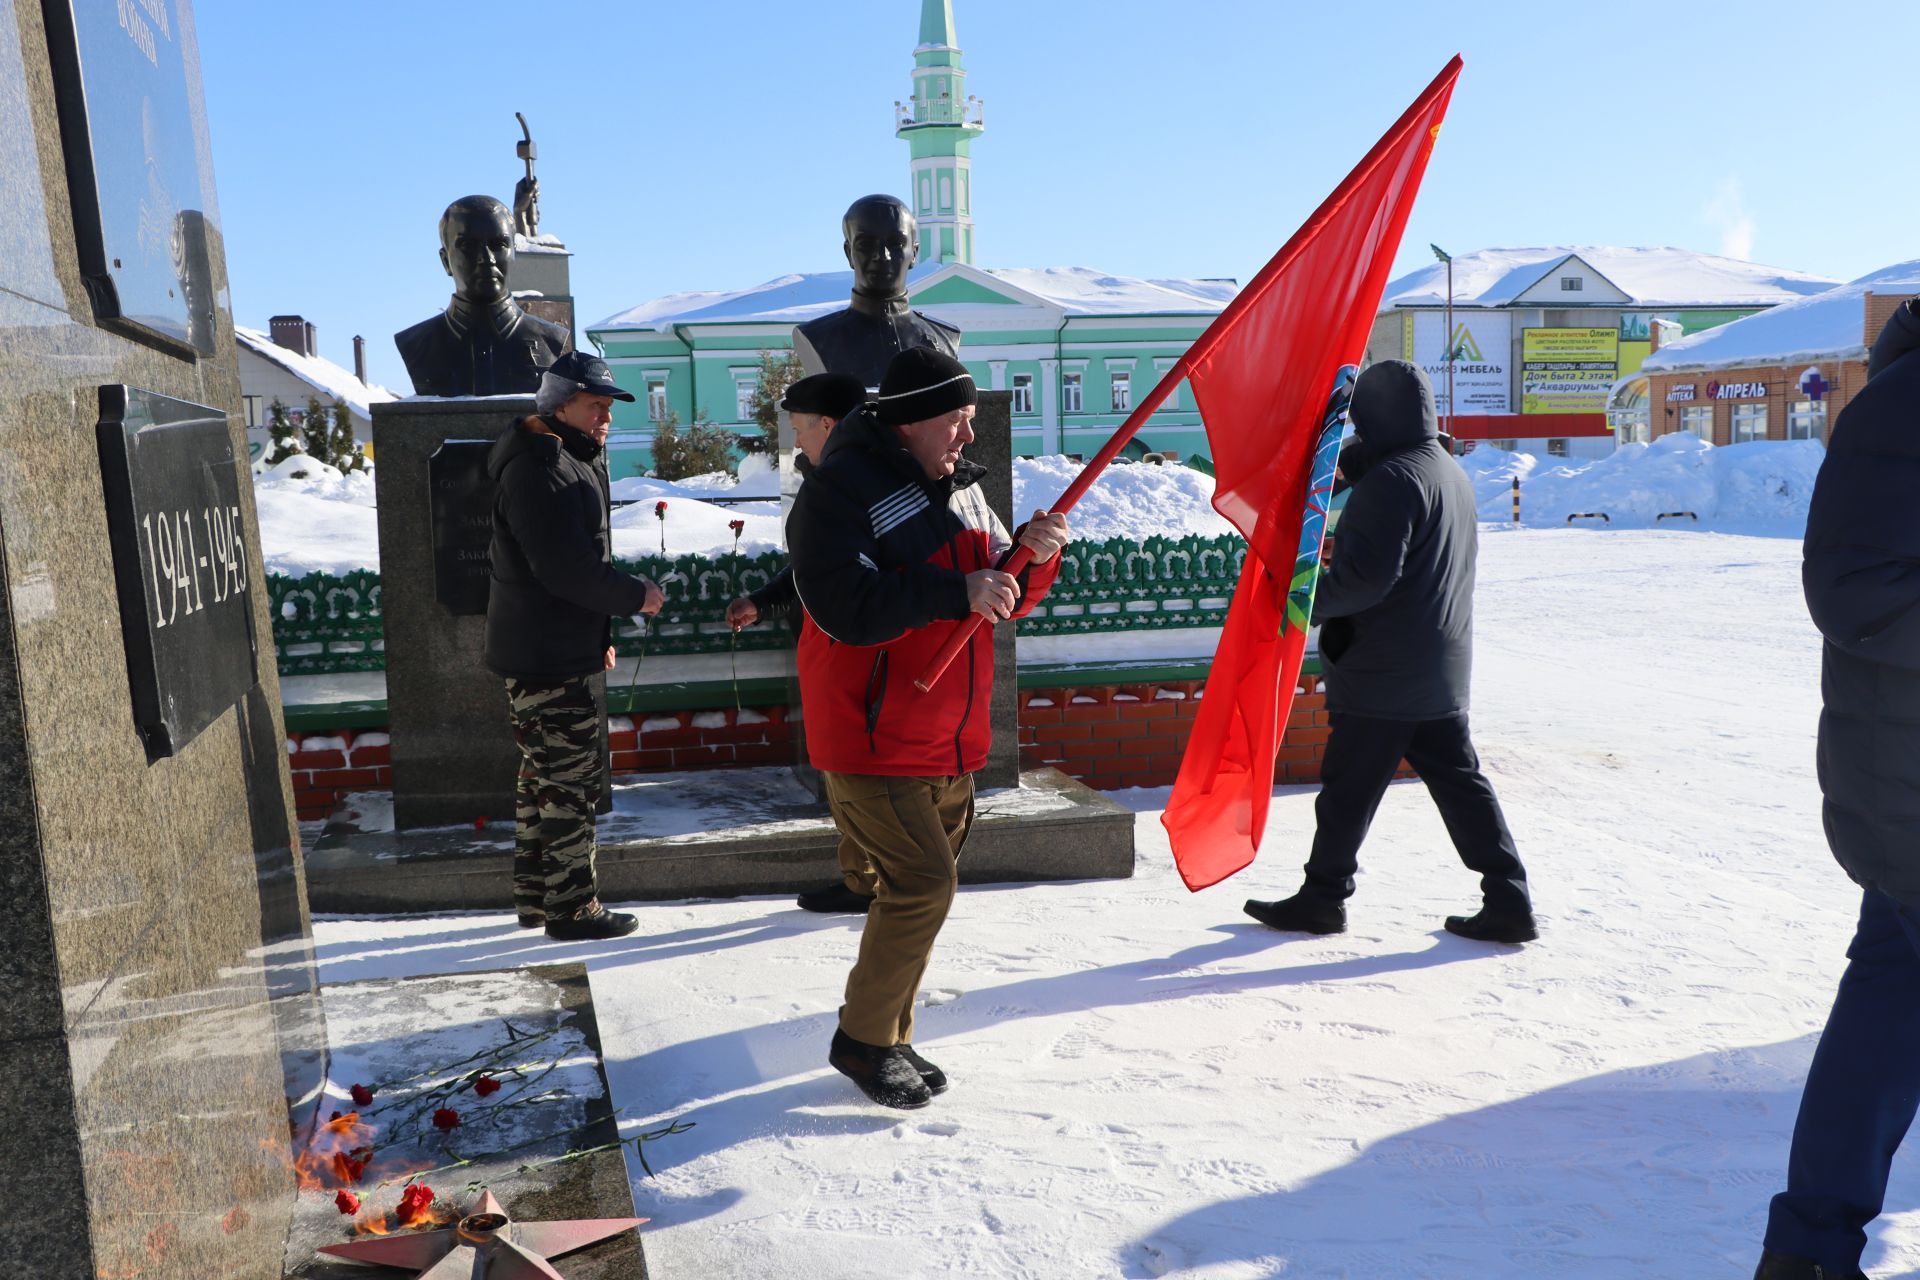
[591,264,1238,332]
[1382,246,1837,310]
[1639,259,1920,374]
[235,326,397,419]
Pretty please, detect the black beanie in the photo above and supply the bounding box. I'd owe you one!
[874,348,977,426]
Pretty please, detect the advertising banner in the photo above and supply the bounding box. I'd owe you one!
[1521,327,1618,414]
[1405,311,1510,415]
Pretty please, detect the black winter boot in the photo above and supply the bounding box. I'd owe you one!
[899,1044,948,1094]
[1753,1250,1867,1280]
[1443,906,1537,944]
[797,881,875,914]
[829,1029,932,1109]
[1244,892,1346,935]
[545,901,639,941]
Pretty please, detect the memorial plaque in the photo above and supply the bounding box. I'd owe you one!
[96,385,257,759]
[42,0,220,357]
[430,440,494,615]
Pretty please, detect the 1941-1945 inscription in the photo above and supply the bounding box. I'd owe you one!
[96,385,258,759]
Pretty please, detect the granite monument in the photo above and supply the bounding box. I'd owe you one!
[1,1,325,1274]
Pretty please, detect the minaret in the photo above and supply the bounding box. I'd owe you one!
[895,0,984,265]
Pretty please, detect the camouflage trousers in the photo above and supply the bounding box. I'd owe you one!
[505,675,603,922]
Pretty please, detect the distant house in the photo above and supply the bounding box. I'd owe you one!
[1369,247,1838,459]
[235,315,395,461]
[1634,259,1920,447]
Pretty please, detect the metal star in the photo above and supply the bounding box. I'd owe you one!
[315,1190,646,1279]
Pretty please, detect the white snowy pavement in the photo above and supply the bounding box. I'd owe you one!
[312,529,1919,1278]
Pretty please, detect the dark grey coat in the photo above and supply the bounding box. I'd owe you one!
[1313,359,1477,722]
[483,415,655,681]
[1804,298,1920,908]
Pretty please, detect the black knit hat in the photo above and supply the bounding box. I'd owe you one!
[780,372,868,421]
[874,348,977,426]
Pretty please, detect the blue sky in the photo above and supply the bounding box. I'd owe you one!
[195,0,1919,392]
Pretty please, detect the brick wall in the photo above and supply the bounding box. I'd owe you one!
[286,731,392,822]
[1017,676,1331,790]
[610,706,795,773]
[285,680,1348,820]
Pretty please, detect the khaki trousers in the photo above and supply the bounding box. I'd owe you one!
[823,771,974,1046]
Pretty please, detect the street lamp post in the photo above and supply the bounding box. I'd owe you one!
[1430,243,1454,452]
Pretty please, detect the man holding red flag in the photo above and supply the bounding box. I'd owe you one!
[1242,359,1535,943]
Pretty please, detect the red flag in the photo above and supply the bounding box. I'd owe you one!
[1162,57,1461,891]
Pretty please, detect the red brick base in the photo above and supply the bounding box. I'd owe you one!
[284,677,1378,820]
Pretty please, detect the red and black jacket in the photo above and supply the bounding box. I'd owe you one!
[789,407,1058,777]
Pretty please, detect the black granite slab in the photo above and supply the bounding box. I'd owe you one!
[283,963,646,1279]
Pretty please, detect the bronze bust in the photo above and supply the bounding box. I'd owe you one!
[792,194,959,390]
[394,195,569,396]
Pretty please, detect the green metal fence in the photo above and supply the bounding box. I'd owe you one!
[266,534,1245,678]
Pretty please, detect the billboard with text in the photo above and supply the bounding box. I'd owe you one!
[1402,311,1511,415]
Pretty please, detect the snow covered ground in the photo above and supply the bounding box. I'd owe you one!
[310,526,1918,1279]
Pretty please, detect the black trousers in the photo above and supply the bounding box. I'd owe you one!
[1303,711,1530,914]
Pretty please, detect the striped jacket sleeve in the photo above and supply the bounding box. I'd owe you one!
[789,472,971,646]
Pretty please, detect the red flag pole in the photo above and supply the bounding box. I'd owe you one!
[913,54,1463,694]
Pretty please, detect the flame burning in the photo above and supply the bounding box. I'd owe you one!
[272,1106,453,1239]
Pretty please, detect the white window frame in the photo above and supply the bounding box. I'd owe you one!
[1060,371,1083,414]
[1679,404,1713,443]
[1110,371,1131,413]
[646,379,668,423]
[1730,402,1768,444]
[1010,373,1034,415]
[1787,399,1827,442]
[1547,438,1570,458]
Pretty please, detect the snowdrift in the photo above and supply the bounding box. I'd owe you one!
[1459,434,1823,532]
[254,451,1239,575]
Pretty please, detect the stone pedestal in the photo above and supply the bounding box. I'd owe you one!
[0,3,324,1273]
[969,390,1020,790]
[371,397,610,830]
[304,766,1136,910]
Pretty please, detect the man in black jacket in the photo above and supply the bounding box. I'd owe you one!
[1756,298,1920,1280]
[485,352,664,942]
[1244,359,1535,944]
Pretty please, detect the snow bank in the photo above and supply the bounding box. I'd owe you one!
[254,450,1241,576]
[251,456,380,577]
[1012,455,1235,541]
[1463,434,1822,531]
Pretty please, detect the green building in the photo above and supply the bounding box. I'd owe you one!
[586,0,1234,478]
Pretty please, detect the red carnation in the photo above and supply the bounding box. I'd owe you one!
[474,815,489,830]
[432,1107,460,1130]
[474,1075,501,1098]
[729,519,745,534]
[349,1083,374,1107]
[334,1190,360,1216]
[395,1183,434,1225]
[654,500,668,517]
